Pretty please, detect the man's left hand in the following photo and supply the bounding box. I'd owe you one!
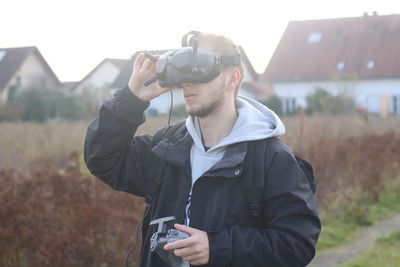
[164,223,209,265]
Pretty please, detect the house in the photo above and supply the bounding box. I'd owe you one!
[260,13,400,115]
[237,46,270,99]
[110,46,261,115]
[73,58,128,107]
[0,46,61,103]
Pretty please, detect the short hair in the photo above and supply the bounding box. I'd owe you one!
[188,32,244,98]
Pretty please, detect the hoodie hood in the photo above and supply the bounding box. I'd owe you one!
[186,95,285,153]
[185,96,285,186]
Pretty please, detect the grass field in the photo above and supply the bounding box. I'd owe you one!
[343,230,400,267]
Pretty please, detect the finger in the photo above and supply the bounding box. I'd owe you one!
[182,254,199,262]
[164,237,194,250]
[142,57,154,70]
[173,247,193,258]
[133,52,144,72]
[174,223,197,235]
[155,86,174,96]
[190,260,205,266]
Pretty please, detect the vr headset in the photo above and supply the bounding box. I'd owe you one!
[144,31,241,88]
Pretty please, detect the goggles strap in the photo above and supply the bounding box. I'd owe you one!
[220,55,241,66]
[181,31,201,47]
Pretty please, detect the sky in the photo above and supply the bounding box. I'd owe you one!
[1,0,400,82]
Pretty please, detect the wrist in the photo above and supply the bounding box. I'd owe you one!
[128,83,149,102]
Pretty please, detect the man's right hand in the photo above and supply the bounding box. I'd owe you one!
[128,52,173,102]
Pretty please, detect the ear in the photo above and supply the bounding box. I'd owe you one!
[226,68,241,92]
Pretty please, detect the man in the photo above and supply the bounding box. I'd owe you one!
[84,32,320,267]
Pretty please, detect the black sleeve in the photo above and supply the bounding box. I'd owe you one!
[207,147,321,267]
[84,86,160,197]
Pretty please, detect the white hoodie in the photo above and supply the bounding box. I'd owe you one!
[185,95,286,186]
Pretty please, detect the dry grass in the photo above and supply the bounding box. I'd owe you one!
[280,113,400,157]
[0,114,399,266]
[1,114,398,173]
[0,120,88,173]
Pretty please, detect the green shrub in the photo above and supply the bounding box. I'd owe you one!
[4,88,95,121]
[306,88,355,115]
[258,94,283,115]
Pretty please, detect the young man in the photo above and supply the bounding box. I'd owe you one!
[84,32,320,267]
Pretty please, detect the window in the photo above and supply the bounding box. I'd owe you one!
[336,61,346,71]
[16,76,21,86]
[367,60,375,69]
[307,32,322,43]
[0,50,6,62]
[392,95,400,115]
[283,97,297,114]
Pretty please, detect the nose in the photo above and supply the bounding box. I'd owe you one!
[181,83,195,89]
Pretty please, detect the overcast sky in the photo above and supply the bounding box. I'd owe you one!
[1,0,400,82]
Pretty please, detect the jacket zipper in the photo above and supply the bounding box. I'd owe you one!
[208,188,219,230]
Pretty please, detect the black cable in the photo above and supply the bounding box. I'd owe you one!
[125,207,150,267]
[125,89,174,267]
[168,90,173,126]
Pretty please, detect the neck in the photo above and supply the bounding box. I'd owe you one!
[198,100,238,147]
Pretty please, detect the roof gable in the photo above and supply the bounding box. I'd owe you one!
[73,58,129,90]
[238,46,259,81]
[260,14,400,82]
[0,46,61,88]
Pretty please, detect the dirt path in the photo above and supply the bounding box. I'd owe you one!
[307,212,400,267]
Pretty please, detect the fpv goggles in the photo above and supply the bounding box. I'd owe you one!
[144,31,241,88]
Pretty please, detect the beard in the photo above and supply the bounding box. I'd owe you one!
[186,80,226,118]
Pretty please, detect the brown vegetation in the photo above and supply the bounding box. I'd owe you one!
[0,153,144,267]
[0,115,399,266]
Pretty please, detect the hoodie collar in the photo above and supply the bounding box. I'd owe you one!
[185,96,285,153]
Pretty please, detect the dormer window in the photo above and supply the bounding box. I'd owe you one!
[367,60,375,69]
[307,32,322,43]
[336,61,346,70]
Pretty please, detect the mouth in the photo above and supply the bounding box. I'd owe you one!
[184,93,197,101]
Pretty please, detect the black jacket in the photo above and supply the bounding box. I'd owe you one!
[84,87,321,267]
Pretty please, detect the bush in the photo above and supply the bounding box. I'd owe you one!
[0,153,144,266]
[3,88,95,122]
[16,88,52,122]
[258,94,283,115]
[306,88,355,115]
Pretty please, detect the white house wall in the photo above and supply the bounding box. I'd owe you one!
[1,53,58,101]
[74,62,121,95]
[17,53,59,90]
[272,79,400,114]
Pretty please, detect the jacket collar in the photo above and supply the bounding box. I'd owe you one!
[151,123,248,176]
[205,142,247,178]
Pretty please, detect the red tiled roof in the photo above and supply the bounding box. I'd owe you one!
[260,14,400,82]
